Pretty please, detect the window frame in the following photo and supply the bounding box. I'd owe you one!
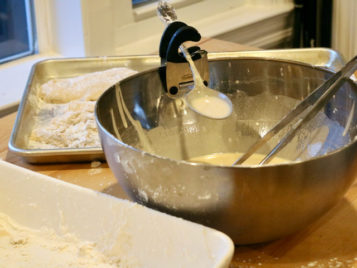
[0,0,37,64]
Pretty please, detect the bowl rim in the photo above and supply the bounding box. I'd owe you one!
[95,57,357,169]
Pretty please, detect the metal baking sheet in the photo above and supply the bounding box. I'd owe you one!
[9,48,345,163]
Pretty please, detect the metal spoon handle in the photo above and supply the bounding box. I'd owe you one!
[180,45,205,86]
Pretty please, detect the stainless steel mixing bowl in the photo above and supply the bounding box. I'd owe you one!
[95,58,357,244]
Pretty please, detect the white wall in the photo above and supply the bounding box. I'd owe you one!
[332,0,357,61]
[34,0,294,57]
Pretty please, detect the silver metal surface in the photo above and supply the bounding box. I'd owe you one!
[96,57,357,244]
[9,48,345,163]
[165,50,210,98]
[235,55,357,165]
[8,55,161,163]
[182,47,233,119]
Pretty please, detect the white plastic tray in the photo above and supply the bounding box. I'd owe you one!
[0,160,234,267]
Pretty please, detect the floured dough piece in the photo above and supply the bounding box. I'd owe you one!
[28,100,100,149]
[39,67,137,103]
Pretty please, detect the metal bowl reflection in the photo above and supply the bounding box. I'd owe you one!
[95,58,357,244]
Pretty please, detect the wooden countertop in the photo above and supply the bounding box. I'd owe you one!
[1,39,357,267]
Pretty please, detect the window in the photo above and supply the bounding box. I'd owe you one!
[0,0,36,64]
[132,0,157,6]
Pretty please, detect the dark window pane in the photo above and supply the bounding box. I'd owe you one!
[132,0,157,6]
[0,0,35,63]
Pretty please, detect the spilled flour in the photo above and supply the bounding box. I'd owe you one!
[0,213,125,267]
[27,67,137,149]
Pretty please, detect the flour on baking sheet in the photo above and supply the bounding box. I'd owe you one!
[27,67,137,149]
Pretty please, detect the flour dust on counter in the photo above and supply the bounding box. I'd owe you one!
[27,67,137,149]
[0,213,131,267]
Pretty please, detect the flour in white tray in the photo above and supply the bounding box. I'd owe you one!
[0,213,126,267]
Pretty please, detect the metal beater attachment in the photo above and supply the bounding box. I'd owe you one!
[159,21,209,99]
[234,55,357,166]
